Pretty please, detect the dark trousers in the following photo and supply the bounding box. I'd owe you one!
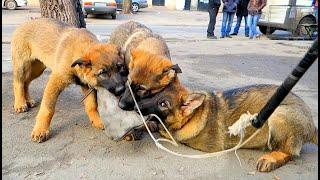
[207,6,220,36]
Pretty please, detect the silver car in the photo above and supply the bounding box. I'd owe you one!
[82,0,117,19]
[115,0,148,13]
[2,0,27,10]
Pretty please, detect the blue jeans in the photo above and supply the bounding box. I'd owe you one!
[233,15,249,36]
[247,14,261,38]
[221,12,235,37]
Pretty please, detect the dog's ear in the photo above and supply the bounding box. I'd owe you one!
[171,64,182,73]
[181,93,205,117]
[160,64,182,84]
[71,58,92,68]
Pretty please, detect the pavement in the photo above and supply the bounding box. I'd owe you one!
[2,6,318,180]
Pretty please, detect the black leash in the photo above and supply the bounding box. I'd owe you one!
[252,39,318,128]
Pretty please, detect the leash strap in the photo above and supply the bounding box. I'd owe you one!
[80,85,94,103]
[252,39,318,128]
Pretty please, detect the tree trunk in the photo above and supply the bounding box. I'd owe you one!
[122,0,132,14]
[39,0,86,28]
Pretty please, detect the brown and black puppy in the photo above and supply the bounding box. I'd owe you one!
[11,18,127,143]
[136,82,318,172]
[118,49,181,110]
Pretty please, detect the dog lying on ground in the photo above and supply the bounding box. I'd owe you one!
[135,81,318,172]
[11,18,127,142]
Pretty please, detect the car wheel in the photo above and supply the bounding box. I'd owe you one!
[295,16,317,36]
[258,25,276,35]
[132,3,139,13]
[5,0,17,10]
[111,14,116,19]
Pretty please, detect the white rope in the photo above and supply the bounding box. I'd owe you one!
[126,79,262,164]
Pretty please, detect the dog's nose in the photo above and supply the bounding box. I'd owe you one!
[118,99,134,111]
[115,86,125,96]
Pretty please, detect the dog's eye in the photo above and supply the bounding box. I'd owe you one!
[159,100,170,108]
[98,69,110,77]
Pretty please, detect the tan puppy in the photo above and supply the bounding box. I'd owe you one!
[11,18,127,143]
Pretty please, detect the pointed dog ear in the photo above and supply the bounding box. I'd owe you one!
[171,64,182,73]
[181,93,205,117]
[71,58,92,68]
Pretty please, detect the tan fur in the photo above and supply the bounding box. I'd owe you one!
[158,83,317,172]
[11,18,123,143]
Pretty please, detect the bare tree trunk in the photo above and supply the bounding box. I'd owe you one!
[122,0,132,14]
[39,0,86,28]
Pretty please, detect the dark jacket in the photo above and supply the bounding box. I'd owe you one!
[209,0,221,8]
[222,0,239,13]
[247,0,267,15]
[236,0,250,16]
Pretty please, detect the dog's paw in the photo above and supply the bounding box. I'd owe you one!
[14,103,29,113]
[256,156,279,172]
[256,151,291,172]
[92,121,105,130]
[27,99,37,108]
[31,127,49,143]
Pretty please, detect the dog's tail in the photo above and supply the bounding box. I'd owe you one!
[311,128,318,145]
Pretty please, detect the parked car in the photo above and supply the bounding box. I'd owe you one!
[257,0,317,36]
[115,0,148,13]
[82,0,117,19]
[2,0,27,10]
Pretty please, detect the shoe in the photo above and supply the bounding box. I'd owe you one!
[220,35,225,38]
[230,32,237,36]
[226,35,232,38]
[245,34,249,37]
[207,35,218,39]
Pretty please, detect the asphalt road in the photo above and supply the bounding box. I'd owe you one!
[2,7,318,180]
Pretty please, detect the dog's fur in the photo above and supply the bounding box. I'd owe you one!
[108,21,179,111]
[108,21,170,66]
[11,18,126,143]
[136,81,318,172]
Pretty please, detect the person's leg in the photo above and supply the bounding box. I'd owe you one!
[232,15,242,35]
[207,8,215,36]
[226,12,235,36]
[252,14,261,38]
[247,14,253,39]
[244,15,249,36]
[221,11,228,38]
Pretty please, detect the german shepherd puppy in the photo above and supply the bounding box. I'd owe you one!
[12,18,127,143]
[136,82,318,172]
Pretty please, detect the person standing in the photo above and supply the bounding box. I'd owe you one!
[220,0,239,38]
[312,0,318,22]
[207,0,222,39]
[230,0,250,36]
[247,0,267,39]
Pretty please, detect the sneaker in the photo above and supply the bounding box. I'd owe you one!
[207,35,218,39]
[230,32,238,36]
[220,35,225,38]
[226,35,232,38]
[245,34,249,37]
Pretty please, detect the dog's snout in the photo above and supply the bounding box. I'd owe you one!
[115,85,125,96]
[118,97,134,111]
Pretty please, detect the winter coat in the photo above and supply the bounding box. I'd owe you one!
[236,0,250,16]
[208,0,221,8]
[247,0,267,15]
[222,0,239,13]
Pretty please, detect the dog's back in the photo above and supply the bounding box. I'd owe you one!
[109,21,152,48]
[11,18,98,68]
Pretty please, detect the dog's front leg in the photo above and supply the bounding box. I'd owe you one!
[81,86,105,130]
[31,73,70,143]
